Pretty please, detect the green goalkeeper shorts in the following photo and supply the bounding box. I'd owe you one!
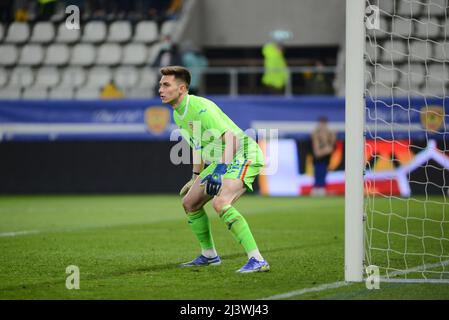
[200,157,263,192]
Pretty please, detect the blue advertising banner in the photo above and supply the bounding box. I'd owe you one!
[0,96,447,141]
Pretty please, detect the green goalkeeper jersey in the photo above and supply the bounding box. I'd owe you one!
[173,94,264,166]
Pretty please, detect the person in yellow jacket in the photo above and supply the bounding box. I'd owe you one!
[261,41,288,94]
[100,81,124,99]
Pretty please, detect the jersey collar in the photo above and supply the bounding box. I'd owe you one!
[175,94,189,119]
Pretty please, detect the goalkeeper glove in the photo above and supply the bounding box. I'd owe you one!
[179,172,199,196]
[201,163,228,196]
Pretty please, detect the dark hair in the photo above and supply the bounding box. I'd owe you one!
[318,116,328,123]
[160,66,191,88]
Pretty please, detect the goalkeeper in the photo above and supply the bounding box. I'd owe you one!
[159,66,269,273]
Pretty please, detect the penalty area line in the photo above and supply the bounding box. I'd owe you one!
[0,230,40,237]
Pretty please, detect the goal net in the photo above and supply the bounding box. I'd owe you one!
[364,0,449,282]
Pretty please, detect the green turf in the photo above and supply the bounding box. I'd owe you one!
[0,195,448,300]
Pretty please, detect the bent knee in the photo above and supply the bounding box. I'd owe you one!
[212,197,230,214]
[182,196,202,213]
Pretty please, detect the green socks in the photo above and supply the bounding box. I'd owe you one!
[186,208,215,251]
[220,205,258,253]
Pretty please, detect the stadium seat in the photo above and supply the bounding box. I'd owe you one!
[375,66,399,86]
[107,21,132,43]
[114,66,139,89]
[0,87,21,99]
[409,40,432,61]
[49,86,75,99]
[96,43,122,65]
[70,44,96,66]
[139,67,158,88]
[160,20,177,38]
[30,22,55,43]
[18,44,45,66]
[392,17,413,37]
[5,22,30,43]
[22,86,48,99]
[415,17,441,39]
[0,24,4,41]
[421,83,447,97]
[427,0,447,16]
[126,87,154,98]
[398,63,425,86]
[133,21,158,43]
[60,67,86,88]
[427,63,448,83]
[122,43,148,65]
[86,66,112,88]
[35,67,60,88]
[397,0,424,17]
[147,42,162,65]
[368,84,394,98]
[56,22,80,43]
[0,45,19,66]
[366,40,381,63]
[382,39,407,63]
[0,68,8,88]
[44,44,70,66]
[82,21,107,43]
[9,67,34,88]
[75,86,100,99]
[378,0,395,14]
[433,41,449,61]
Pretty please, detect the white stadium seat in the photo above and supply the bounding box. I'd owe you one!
[96,43,122,65]
[382,39,407,63]
[22,86,48,99]
[397,0,424,17]
[86,66,112,88]
[0,45,19,66]
[114,66,139,89]
[378,0,395,15]
[75,86,100,99]
[427,63,448,83]
[133,21,158,43]
[30,22,55,43]
[5,22,30,43]
[398,63,425,86]
[160,20,177,38]
[56,22,80,43]
[375,66,399,85]
[9,67,34,88]
[433,42,449,61]
[409,40,432,61]
[70,44,96,66]
[19,44,45,66]
[44,44,70,66]
[107,21,132,43]
[0,68,8,87]
[122,43,147,65]
[82,21,107,43]
[35,67,60,88]
[49,86,75,99]
[139,68,158,88]
[427,0,447,16]
[415,17,441,39]
[0,87,21,99]
[60,67,86,88]
[392,17,413,37]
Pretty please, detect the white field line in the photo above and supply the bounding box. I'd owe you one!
[0,230,40,237]
[261,259,449,300]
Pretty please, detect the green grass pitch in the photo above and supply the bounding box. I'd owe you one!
[0,195,448,300]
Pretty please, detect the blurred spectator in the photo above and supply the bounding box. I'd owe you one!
[37,0,58,21]
[152,35,181,95]
[311,116,336,196]
[181,42,208,95]
[0,0,13,23]
[261,41,288,94]
[303,60,334,95]
[100,81,124,99]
